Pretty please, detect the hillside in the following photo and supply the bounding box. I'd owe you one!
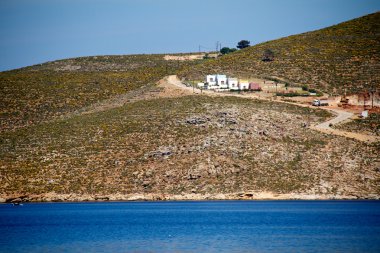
[2,93,379,201]
[0,54,201,131]
[179,12,380,94]
[1,14,380,202]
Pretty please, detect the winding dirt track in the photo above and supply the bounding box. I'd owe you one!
[164,75,380,143]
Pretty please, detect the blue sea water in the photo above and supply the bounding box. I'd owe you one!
[0,200,380,253]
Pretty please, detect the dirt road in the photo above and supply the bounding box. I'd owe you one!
[310,108,380,143]
[164,75,380,143]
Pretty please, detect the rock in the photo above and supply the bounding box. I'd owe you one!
[6,195,29,203]
[142,180,151,188]
[94,196,110,201]
[226,118,237,124]
[187,173,201,180]
[145,148,172,158]
[215,112,228,117]
[186,117,208,125]
[145,169,153,177]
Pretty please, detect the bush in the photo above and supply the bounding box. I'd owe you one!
[276,92,309,97]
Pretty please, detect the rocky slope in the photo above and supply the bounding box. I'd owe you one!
[1,94,379,202]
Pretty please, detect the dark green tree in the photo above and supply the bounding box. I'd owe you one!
[220,47,230,54]
[237,40,250,49]
[220,47,237,55]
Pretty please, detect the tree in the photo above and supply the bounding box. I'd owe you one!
[262,49,275,61]
[220,47,237,55]
[237,40,250,49]
[220,47,230,55]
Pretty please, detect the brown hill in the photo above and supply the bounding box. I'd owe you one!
[179,12,380,94]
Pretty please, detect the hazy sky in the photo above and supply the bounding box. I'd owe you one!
[0,0,379,71]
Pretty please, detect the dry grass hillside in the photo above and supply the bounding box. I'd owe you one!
[1,95,379,200]
[179,12,380,94]
[0,54,201,131]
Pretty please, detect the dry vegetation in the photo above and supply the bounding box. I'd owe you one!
[0,54,202,131]
[179,12,380,94]
[1,95,379,200]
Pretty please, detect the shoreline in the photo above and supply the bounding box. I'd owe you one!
[2,191,379,203]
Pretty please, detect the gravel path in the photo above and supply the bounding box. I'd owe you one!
[310,108,380,143]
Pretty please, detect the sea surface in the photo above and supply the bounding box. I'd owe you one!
[0,200,380,253]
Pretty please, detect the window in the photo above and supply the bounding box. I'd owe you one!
[221,81,225,84]
[210,78,214,81]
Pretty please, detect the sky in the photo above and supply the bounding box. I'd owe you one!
[0,0,379,71]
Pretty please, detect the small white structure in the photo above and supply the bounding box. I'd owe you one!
[216,74,228,89]
[239,79,249,90]
[206,74,228,90]
[206,75,217,86]
[361,110,368,118]
[197,82,205,89]
[228,78,239,90]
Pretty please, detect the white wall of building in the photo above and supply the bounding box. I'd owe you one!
[239,80,249,90]
[228,78,239,90]
[206,75,217,86]
[216,75,227,89]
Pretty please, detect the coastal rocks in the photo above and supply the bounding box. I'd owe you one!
[94,196,110,201]
[5,195,30,203]
[1,191,379,203]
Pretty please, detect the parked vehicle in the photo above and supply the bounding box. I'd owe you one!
[312,99,329,106]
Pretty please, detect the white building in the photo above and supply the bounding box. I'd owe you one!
[206,75,217,86]
[239,79,249,90]
[217,75,228,89]
[205,74,257,91]
[228,78,239,90]
[206,74,228,90]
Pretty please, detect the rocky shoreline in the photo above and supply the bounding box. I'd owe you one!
[1,191,379,203]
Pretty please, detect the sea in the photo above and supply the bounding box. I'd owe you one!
[0,200,379,253]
